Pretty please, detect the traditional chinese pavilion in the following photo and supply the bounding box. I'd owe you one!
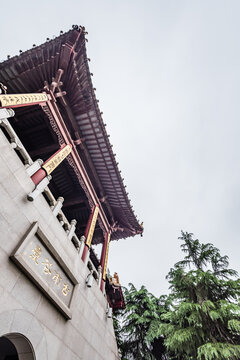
[0,25,142,359]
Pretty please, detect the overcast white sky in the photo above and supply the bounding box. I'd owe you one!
[1,0,240,297]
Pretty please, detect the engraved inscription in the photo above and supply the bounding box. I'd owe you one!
[52,270,62,285]
[29,245,42,264]
[62,283,70,297]
[41,258,53,275]
[23,235,73,305]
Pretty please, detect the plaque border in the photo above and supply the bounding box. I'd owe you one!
[11,222,79,319]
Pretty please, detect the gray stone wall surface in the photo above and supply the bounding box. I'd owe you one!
[0,129,119,360]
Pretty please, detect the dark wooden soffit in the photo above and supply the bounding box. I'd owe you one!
[0,26,143,241]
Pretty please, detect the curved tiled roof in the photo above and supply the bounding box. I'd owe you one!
[0,26,143,241]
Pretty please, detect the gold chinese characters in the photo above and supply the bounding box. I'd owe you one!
[86,206,99,247]
[52,270,62,285]
[102,233,111,281]
[30,245,42,264]
[62,283,70,296]
[42,258,52,275]
[0,93,48,107]
[42,145,72,175]
[29,245,71,297]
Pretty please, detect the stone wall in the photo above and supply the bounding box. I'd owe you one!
[0,128,119,359]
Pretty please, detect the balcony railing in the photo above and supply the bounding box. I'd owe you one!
[0,108,101,287]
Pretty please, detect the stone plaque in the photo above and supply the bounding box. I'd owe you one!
[11,222,78,319]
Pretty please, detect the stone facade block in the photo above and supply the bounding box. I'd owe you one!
[0,130,119,359]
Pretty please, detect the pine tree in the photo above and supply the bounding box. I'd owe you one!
[114,283,168,360]
[159,231,240,360]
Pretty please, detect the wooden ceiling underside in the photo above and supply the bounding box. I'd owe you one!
[0,27,143,242]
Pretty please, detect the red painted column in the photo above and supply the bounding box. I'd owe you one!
[31,168,47,185]
[100,231,111,292]
[82,205,99,262]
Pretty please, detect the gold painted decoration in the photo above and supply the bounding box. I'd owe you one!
[42,145,72,175]
[0,93,48,107]
[27,240,73,302]
[86,206,99,247]
[102,232,111,281]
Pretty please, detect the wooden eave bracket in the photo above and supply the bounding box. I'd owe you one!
[55,91,67,98]
[74,138,85,146]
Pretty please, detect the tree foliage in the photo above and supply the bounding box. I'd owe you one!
[115,283,168,359]
[160,232,240,360]
[114,232,240,360]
